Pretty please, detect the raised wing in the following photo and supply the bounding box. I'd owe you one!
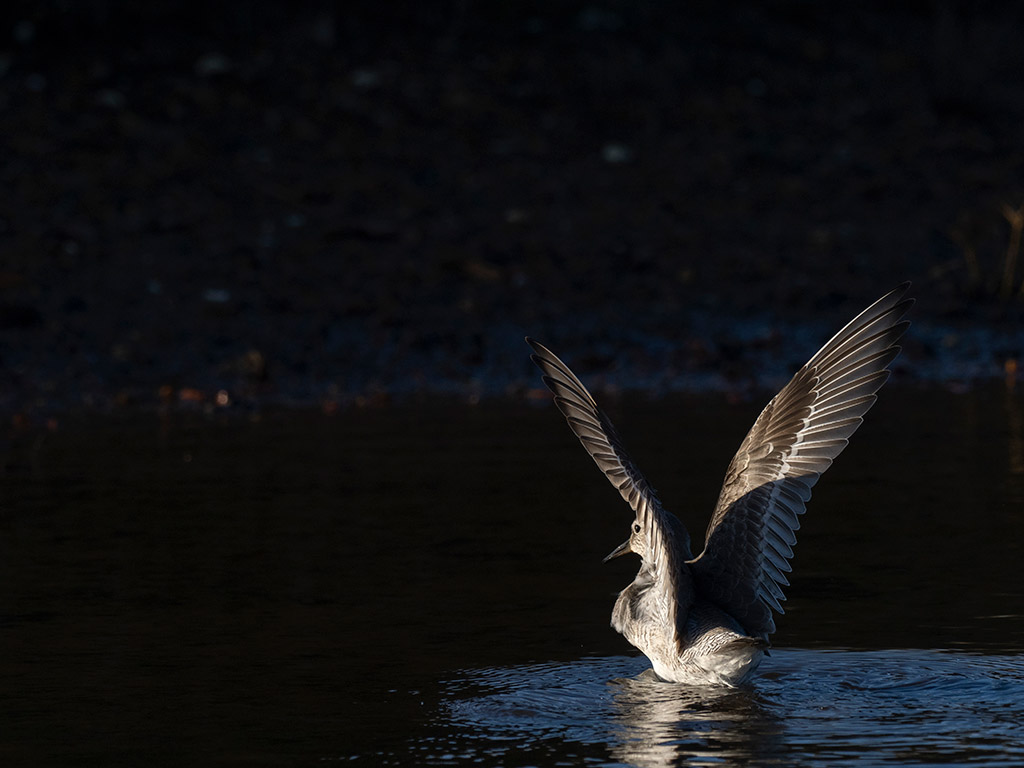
[526,338,693,565]
[690,283,913,638]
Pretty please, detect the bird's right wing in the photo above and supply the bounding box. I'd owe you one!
[689,284,913,639]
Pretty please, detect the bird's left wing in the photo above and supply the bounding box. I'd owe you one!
[527,338,692,568]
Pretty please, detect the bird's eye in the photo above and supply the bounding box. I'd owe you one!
[633,523,641,534]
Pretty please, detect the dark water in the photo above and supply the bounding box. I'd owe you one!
[2,386,1023,765]
[440,650,1024,767]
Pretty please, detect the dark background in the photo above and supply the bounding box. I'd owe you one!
[2,7,1024,762]
[2,0,1024,415]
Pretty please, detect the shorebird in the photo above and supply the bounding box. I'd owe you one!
[527,284,912,686]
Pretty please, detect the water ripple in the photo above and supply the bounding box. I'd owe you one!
[427,649,1024,767]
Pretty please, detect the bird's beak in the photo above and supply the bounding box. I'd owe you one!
[603,539,631,562]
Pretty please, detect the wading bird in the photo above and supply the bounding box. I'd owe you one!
[528,284,911,685]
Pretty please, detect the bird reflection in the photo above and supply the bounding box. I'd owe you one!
[606,670,781,768]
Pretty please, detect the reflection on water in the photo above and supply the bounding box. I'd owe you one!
[439,650,1024,767]
[1,386,1023,765]
[609,670,777,767]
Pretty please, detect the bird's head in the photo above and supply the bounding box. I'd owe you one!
[603,518,647,562]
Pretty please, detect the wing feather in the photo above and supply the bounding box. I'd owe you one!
[527,337,695,646]
[528,339,687,546]
[690,283,912,638]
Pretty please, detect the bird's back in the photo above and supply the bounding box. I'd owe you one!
[611,548,766,685]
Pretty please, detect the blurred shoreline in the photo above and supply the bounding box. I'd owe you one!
[2,2,1024,414]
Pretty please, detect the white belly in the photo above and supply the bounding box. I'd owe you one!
[651,644,765,687]
[622,601,767,686]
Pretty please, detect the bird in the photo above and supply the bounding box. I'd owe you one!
[526,284,912,686]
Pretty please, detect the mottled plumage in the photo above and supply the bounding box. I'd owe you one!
[528,284,912,685]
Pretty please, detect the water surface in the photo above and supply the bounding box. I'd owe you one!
[1,386,1022,765]
[439,650,1024,767]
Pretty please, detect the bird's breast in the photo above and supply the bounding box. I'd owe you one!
[610,566,690,651]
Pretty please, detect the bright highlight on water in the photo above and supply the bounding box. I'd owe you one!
[528,283,913,685]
